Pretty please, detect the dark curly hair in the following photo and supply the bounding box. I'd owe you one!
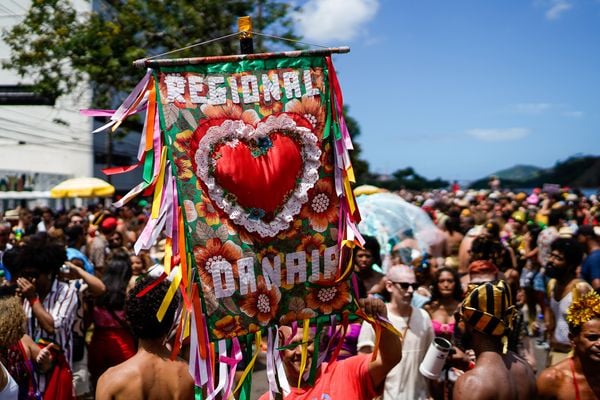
[430,267,463,302]
[5,232,66,277]
[550,237,583,270]
[470,235,512,271]
[354,235,382,267]
[125,276,180,340]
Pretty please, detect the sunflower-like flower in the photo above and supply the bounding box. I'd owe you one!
[196,194,220,226]
[212,315,247,340]
[305,281,352,315]
[239,276,281,326]
[300,178,338,233]
[566,291,600,330]
[193,238,242,289]
[173,130,195,180]
[200,100,259,125]
[296,233,326,260]
[284,96,325,138]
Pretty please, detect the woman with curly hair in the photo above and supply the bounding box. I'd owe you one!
[0,295,54,399]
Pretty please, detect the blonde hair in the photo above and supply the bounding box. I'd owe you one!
[0,296,25,346]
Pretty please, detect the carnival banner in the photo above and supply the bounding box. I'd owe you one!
[155,56,358,341]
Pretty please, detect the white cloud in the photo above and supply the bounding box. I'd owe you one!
[563,110,584,118]
[467,128,531,141]
[295,0,379,43]
[544,0,573,20]
[512,103,553,114]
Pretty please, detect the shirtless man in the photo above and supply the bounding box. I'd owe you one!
[95,276,194,400]
[453,280,537,400]
[537,291,600,400]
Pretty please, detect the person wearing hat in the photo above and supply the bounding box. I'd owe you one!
[453,281,537,400]
[88,216,118,277]
[536,291,600,400]
[576,225,600,291]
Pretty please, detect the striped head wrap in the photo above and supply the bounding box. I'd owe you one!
[458,280,515,337]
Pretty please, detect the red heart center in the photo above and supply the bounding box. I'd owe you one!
[212,133,303,217]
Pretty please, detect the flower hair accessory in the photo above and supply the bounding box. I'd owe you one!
[566,291,600,330]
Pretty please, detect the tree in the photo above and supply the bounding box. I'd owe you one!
[2,0,301,109]
[343,106,372,185]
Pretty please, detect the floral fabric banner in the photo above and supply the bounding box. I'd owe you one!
[155,56,355,341]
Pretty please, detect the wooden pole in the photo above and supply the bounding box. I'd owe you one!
[133,47,350,68]
[238,16,254,55]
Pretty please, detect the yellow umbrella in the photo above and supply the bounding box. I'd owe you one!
[50,177,115,198]
[353,184,387,197]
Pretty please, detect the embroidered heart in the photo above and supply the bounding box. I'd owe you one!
[195,114,321,237]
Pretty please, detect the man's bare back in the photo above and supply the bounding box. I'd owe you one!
[453,351,536,400]
[96,347,194,400]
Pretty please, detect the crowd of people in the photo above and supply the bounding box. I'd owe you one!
[0,184,598,399]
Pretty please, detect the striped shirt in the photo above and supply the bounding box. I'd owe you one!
[23,278,78,392]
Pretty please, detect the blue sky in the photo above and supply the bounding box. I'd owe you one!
[293,0,600,181]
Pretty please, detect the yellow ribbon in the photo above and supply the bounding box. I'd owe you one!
[150,146,167,219]
[157,265,182,322]
[297,319,310,388]
[232,331,262,395]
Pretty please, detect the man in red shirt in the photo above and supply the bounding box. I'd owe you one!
[259,297,402,400]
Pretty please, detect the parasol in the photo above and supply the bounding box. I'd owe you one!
[50,177,115,198]
[356,192,444,261]
[353,184,387,197]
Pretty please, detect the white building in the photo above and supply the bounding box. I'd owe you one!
[0,0,142,210]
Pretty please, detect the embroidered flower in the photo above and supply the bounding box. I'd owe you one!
[200,100,259,125]
[300,178,338,233]
[280,297,317,325]
[319,142,334,175]
[239,276,281,326]
[173,130,195,180]
[296,233,326,260]
[196,194,221,226]
[212,315,247,339]
[305,281,352,315]
[193,238,242,289]
[277,219,304,240]
[284,96,325,138]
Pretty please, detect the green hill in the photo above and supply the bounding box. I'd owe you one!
[493,165,543,182]
[470,155,600,189]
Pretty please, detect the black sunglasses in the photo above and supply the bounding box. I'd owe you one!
[391,281,419,290]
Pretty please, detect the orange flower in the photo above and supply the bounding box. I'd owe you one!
[200,100,259,125]
[305,281,351,315]
[173,130,195,180]
[276,219,303,240]
[196,195,220,226]
[284,96,326,138]
[296,234,326,261]
[239,276,281,326]
[319,142,334,175]
[212,315,247,339]
[193,238,242,289]
[280,297,317,325]
[300,178,338,233]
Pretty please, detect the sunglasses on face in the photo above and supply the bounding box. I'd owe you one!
[392,281,419,291]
